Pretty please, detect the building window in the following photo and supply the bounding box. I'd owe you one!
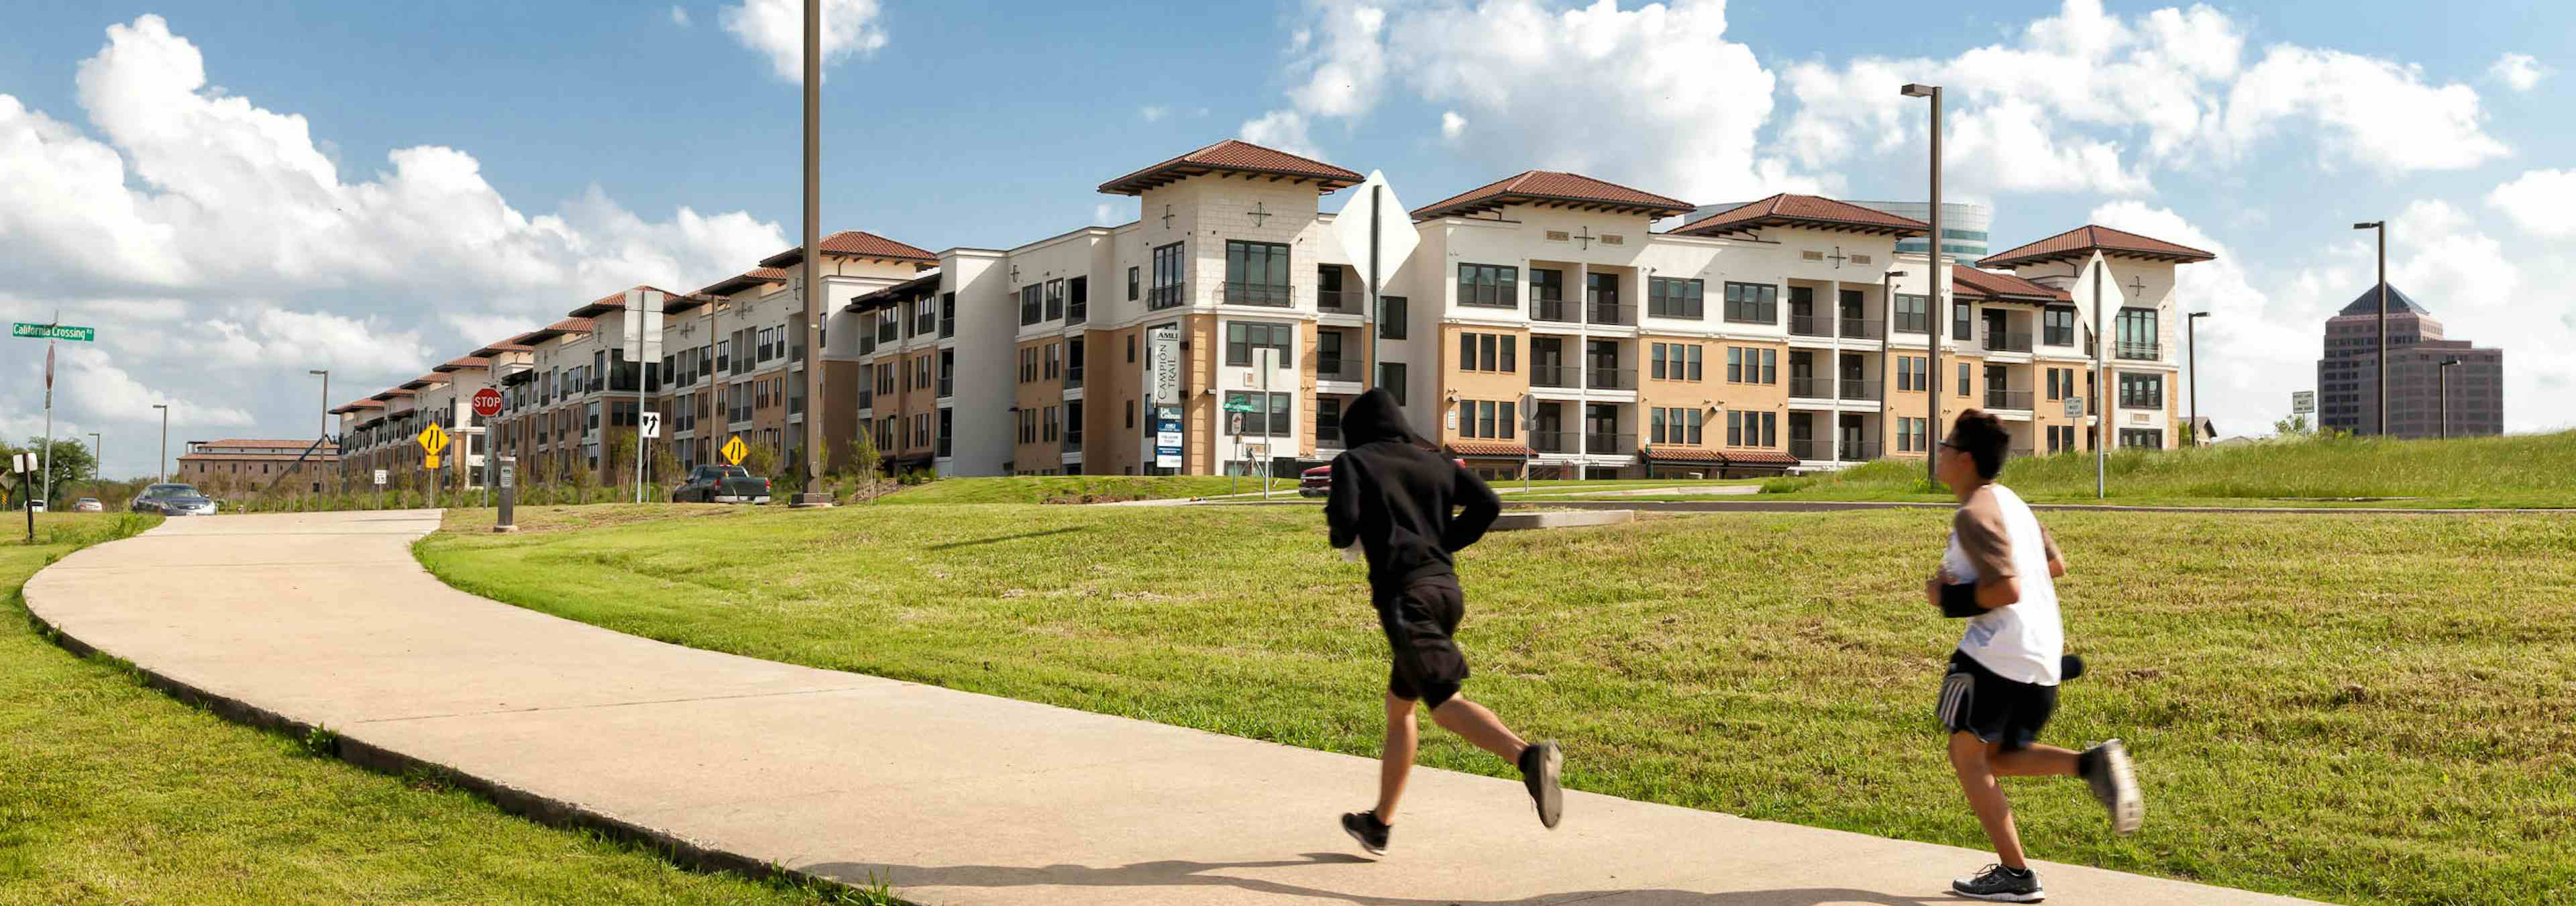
[2043,307,2075,346]
[1457,263,1518,308]
[1125,400,1136,429]
[1379,362,1407,406]
[1953,303,1973,342]
[1226,321,1293,367]
[2118,428,2164,450]
[2116,309,2159,358]
[1650,407,1703,445]
[1648,277,1705,319]
[1723,282,1778,324]
[1128,266,1140,301]
[1043,343,1062,381]
[1318,397,1342,445]
[1044,279,1066,321]
[1897,356,1926,392]
[1529,268,1564,319]
[1957,362,1971,397]
[1020,284,1042,325]
[1896,416,1927,452]
[1224,391,1295,435]
[1018,347,1038,383]
[1894,295,1929,334]
[1067,276,1087,323]
[1722,410,1776,447]
[1224,240,1291,306]
[1126,333,1137,363]
[1725,347,1776,385]
[1150,242,1185,309]
[1379,296,1408,340]
[2118,372,2165,408]
[1458,332,1517,372]
[1456,399,1517,440]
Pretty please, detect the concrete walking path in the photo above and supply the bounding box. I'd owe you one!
[25,511,2322,906]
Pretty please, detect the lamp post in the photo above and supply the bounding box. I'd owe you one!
[87,432,101,483]
[2187,311,2210,447]
[2352,220,2386,435]
[2438,356,2461,439]
[1880,268,1907,462]
[792,0,829,506]
[1900,82,1943,482]
[152,404,169,484]
[309,369,330,440]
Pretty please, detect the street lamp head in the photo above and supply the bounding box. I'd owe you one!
[1886,270,1909,278]
[2352,221,2382,230]
[2189,311,2212,320]
[309,368,328,376]
[1900,83,1939,97]
[2442,357,2462,366]
[152,403,168,411]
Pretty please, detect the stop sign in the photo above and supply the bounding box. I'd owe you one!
[471,387,503,417]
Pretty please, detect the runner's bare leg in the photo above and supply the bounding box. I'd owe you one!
[1374,692,1418,821]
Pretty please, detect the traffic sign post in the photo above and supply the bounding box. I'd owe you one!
[373,468,386,509]
[2292,391,2316,415]
[418,423,449,509]
[472,387,503,418]
[625,289,665,505]
[13,452,35,542]
[1332,171,1417,394]
[12,317,89,513]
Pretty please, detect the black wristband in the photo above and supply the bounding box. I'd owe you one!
[1939,582,1984,617]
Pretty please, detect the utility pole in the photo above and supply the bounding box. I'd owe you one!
[1368,183,1383,393]
[2187,311,2209,448]
[153,403,170,484]
[1901,83,1942,482]
[2438,356,2461,439]
[2353,220,2387,435]
[41,309,56,509]
[793,0,829,507]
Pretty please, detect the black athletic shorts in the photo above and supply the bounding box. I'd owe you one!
[1377,574,1469,709]
[1937,649,2057,750]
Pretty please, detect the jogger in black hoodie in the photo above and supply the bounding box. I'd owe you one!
[1326,388,1564,856]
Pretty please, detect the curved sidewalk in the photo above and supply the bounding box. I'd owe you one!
[25,511,2322,906]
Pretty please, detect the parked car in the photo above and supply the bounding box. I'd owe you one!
[24,499,45,513]
[671,464,771,504]
[131,483,218,516]
[1299,458,1470,497]
[73,497,103,512]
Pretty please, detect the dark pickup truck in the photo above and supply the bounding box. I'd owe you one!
[672,464,772,504]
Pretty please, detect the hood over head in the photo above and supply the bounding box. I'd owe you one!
[1342,387,1426,448]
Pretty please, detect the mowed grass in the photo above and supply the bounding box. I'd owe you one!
[869,474,1293,505]
[417,503,2576,905]
[1762,431,2576,508]
[0,513,862,905]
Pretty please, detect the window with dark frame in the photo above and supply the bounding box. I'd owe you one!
[1893,294,1929,333]
[1723,281,1779,324]
[1020,284,1042,325]
[1225,321,1293,367]
[1649,276,1705,319]
[1379,296,1408,339]
[1150,242,1185,309]
[2118,372,2165,408]
[1457,263,1519,307]
[1128,266,1140,301]
[1226,240,1291,305]
[2043,307,2074,346]
[1379,362,1407,405]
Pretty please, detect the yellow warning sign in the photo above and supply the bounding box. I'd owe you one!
[720,435,747,466]
[425,454,441,469]
[417,423,450,456]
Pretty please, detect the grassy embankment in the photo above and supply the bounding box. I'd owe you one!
[420,502,2576,906]
[0,512,875,905]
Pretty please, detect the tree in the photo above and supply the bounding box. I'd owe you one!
[651,446,680,500]
[2,437,98,505]
[606,431,638,490]
[849,429,881,479]
[741,444,777,479]
[2271,413,2314,438]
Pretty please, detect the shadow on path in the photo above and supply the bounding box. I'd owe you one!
[805,853,1949,905]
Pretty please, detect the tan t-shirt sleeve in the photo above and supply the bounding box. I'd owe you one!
[1952,490,2017,581]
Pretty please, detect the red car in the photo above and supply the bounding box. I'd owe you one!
[1299,458,1469,497]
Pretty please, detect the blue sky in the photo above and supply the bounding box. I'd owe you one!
[3,0,2571,477]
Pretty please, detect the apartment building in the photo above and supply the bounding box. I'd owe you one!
[2316,284,2506,438]
[174,438,339,496]
[326,138,2218,487]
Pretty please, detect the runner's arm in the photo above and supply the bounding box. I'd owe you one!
[1442,466,1501,553]
[1325,457,1359,550]
[1944,505,2024,612]
[2041,523,2067,577]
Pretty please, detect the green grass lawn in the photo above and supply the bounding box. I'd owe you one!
[1755,431,2576,509]
[418,503,2576,906]
[0,513,870,905]
[868,474,1295,505]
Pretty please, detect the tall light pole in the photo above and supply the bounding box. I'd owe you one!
[2187,311,2210,447]
[1901,82,1943,482]
[793,0,828,506]
[1879,268,1907,462]
[2438,356,2461,439]
[152,404,169,484]
[2353,221,2385,435]
[310,370,330,440]
[88,432,102,483]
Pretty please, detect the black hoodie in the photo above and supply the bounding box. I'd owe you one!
[1325,388,1502,591]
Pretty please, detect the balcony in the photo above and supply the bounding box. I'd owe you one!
[2043,330,2076,348]
[1530,297,1574,323]
[1223,282,1293,307]
[1318,289,1363,315]
[1532,364,1579,389]
[1788,314,1832,338]
[1061,366,1081,391]
[1839,441,1882,462]
[1841,317,1885,340]
[1838,379,1883,403]
[1587,303,1637,327]
[1529,431,1573,454]
[1986,389,2035,410]
[1583,433,1638,456]
[939,317,956,338]
[1984,330,2035,354]
[1789,376,1832,399]
[2116,341,2162,360]
[1316,358,1363,383]
[1068,301,1087,325]
[1789,438,1829,461]
[1586,366,1636,391]
[1146,285,1183,309]
[1062,431,1083,452]
[940,375,957,397]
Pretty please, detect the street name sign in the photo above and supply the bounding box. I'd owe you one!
[11,323,94,342]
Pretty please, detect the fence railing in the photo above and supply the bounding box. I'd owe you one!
[1223,283,1294,307]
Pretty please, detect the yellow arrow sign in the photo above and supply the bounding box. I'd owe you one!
[720,435,747,466]
[418,423,449,456]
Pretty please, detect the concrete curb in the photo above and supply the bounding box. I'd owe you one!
[17,574,861,902]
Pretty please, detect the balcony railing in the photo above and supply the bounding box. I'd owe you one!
[939,376,956,397]
[1789,438,1829,461]
[1061,366,1081,390]
[2116,341,2162,360]
[1062,432,1083,452]
[1789,376,1831,399]
[1986,389,2035,410]
[1530,297,1574,323]
[1318,289,1363,315]
[1839,440,1882,462]
[1838,379,1883,402]
[854,389,873,411]
[1788,314,1833,337]
[1146,285,1183,309]
[1532,364,1578,389]
[1892,313,1930,334]
[1224,282,1293,307]
[1529,431,1574,454]
[1584,433,1638,456]
[1984,330,2035,353]
[1840,317,1885,340]
[1068,301,1087,325]
[1316,358,1362,383]
[1587,303,1637,327]
[1586,366,1636,391]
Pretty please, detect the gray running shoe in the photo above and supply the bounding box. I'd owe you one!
[1518,741,1564,829]
[2082,738,2143,835]
[1951,863,2045,902]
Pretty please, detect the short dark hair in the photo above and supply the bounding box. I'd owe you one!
[1946,409,2010,480]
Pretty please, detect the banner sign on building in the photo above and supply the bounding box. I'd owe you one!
[1154,406,1184,470]
[1148,323,1181,406]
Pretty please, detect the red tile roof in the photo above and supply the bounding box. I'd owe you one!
[177,451,341,462]
[196,438,321,449]
[698,266,792,297]
[399,374,447,390]
[1978,224,2216,270]
[567,285,688,318]
[329,399,386,414]
[435,355,493,372]
[370,389,418,399]
[758,231,939,268]
[1721,449,1800,467]
[1668,193,1929,238]
[1412,170,1695,221]
[1447,439,1536,458]
[473,340,535,356]
[1097,139,1365,196]
[1644,446,1798,468]
[1951,266,2070,302]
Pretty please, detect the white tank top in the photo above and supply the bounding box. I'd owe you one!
[1944,485,2063,685]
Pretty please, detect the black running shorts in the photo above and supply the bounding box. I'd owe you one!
[1937,649,2057,750]
[1378,575,1469,709]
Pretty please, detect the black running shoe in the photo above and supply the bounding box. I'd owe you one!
[1340,810,1389,855]
[1951,863,2045,902]
[2080,738,2143,835]
[1517,741,1564,829]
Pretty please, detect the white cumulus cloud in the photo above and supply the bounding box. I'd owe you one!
[2485,169,2576,238]
[670,5,691,26]
[2489,52,2546,91]
[719,0,888,83]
